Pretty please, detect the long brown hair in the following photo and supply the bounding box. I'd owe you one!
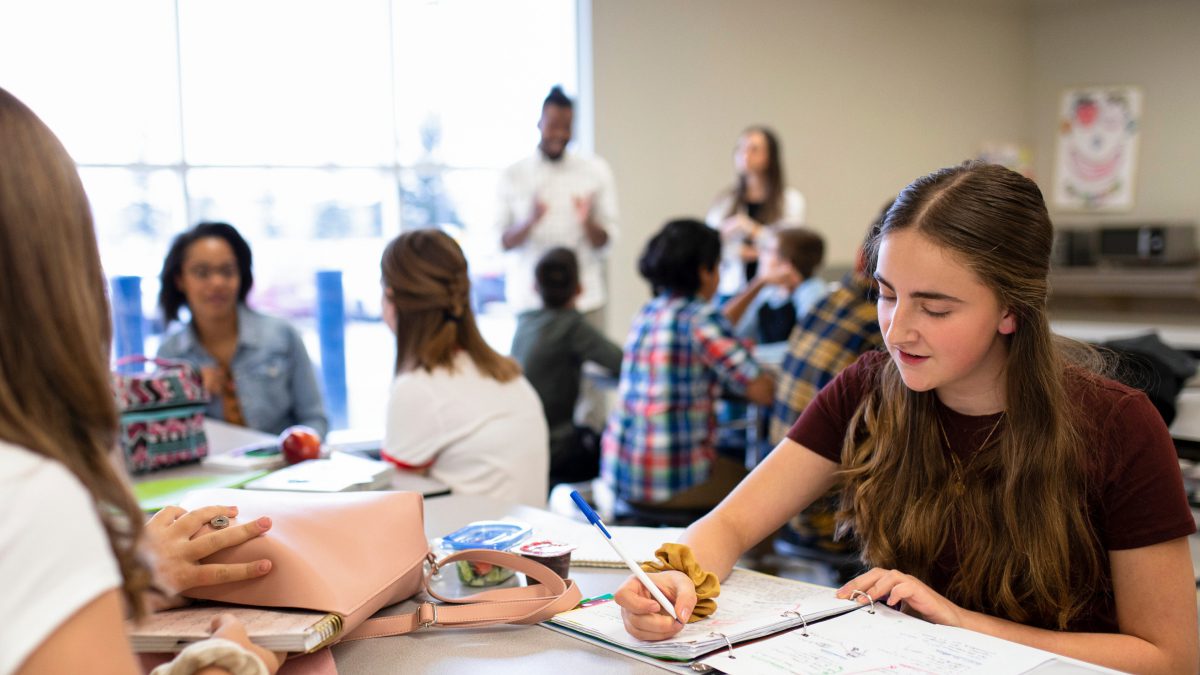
[0,88,149,615]
[839,161,1101,629]
[727,126,786,224]
[381,229,520,381]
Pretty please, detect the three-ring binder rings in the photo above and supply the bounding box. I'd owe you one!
[546,569,1122,674]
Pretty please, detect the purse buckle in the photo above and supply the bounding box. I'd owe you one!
[417,602,439,629]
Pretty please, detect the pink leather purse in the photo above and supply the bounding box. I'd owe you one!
[178,488,581,645]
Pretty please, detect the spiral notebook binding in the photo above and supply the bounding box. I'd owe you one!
[306,613,344,653]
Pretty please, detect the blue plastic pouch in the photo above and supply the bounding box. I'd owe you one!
[439,520,532,587]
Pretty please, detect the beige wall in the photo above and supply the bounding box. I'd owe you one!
[1028,0,1200,227]
[591,0,1032,337]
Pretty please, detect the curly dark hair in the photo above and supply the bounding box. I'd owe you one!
[535,247,579,309]
[637,218,721,296]
[158,221,254,324]
[542,85,573,111]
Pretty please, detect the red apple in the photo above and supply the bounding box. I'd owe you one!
[279,425,322,464]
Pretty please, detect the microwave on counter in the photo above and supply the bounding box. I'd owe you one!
[1054,224,1197,267]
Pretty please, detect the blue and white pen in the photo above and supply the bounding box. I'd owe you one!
[569,490,684,626]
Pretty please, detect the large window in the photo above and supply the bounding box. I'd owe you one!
[0,0,580,433]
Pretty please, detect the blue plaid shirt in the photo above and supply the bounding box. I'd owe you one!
[601,294,761,504]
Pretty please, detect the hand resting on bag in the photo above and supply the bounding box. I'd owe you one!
[143,504,274,597]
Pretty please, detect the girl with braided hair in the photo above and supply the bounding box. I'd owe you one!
[379,229,549,506]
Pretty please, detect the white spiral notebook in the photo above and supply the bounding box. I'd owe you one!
[128,605,342,654]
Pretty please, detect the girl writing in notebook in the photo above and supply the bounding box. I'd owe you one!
[615,161,1198,673]
[0,87,283,675]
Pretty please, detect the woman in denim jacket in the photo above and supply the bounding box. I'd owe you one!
[157,222,328,438]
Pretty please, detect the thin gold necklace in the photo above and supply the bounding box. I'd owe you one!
[937,411,1005,498]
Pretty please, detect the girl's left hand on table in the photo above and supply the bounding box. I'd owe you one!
[837,567,967,627]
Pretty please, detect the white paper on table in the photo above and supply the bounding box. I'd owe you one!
[699,604,1112,675]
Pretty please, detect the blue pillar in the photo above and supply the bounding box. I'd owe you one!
[111,276,145,372]
[316,270,348,430]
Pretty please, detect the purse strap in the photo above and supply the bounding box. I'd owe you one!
[340,549,582,642]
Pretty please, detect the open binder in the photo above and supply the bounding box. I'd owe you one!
[545,569,1122,674]
[699,601,1123,674]
[546,569,859,661]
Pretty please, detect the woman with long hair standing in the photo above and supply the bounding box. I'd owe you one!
[705,126,806,298]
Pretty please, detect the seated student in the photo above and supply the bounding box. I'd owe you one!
[722,225,828,344]
[601,219,775,511]
[712,225,826,461]
[615,162,1198,673]
[0,86,282,675]
[380,229,549,506]
[511,247,624,488]
[157,222,328,438]
[768,206,890,442]
[767,208,888,564]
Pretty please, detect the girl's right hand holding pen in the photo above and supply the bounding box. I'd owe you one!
[614,570,697,641]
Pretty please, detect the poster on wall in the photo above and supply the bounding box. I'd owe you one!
[1053,86,1142,211]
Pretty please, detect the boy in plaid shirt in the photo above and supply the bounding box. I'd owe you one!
[767,209,886,561]
[601,219,775,508]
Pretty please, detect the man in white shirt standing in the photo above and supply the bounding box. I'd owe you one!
[496,86,619,323]
[496,86,619,436]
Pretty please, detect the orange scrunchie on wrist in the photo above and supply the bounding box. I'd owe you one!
[639,542,720,622]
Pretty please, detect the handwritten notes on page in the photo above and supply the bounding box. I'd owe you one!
[700,603,1113,675]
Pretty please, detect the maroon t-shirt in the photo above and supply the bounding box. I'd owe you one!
[787,350,1195,632]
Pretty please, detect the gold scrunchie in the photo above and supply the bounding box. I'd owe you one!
[640,542,720,623]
